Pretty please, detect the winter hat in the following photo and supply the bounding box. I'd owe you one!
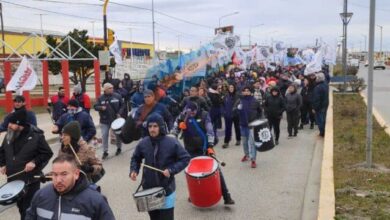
[62,121,81,141]
[143,89,155,97]
[185,101,198,112]
[73,84,82,94]
[146,113,167,136]
[68,99,80,108]
[9,109,27,126]
[13,95,25,103]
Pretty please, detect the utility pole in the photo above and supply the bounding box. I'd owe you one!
[377,25,383,59]
[152,0,156,60]
[157,31,160,51]
[366,0,376,169]
[90,21,96,46]
[177,34,181,58]
[35,14,46,38]
[129,28,133,63]
[103,0,109,71]
[340,0,353,91]
[0,3,5,59]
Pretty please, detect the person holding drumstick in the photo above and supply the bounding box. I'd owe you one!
[130,113,190,220]
[0,109,53,220]
[171,101,235,205]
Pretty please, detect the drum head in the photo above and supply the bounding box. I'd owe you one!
[249,119,268,127]
[134,187,164,198]
[111,118,125,130]
[185,156,218,178]
[253,125,275,152]
[0,180,25,203]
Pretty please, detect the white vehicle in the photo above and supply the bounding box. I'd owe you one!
[374,61,386,70]
[348,58,360,68]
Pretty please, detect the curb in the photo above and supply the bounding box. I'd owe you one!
[360,92,390,136]
[317,89,335,220]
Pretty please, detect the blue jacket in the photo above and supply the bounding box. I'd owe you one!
[55,108,96,142]
[130,92,144,108]
[311,81,329,111]
[130,135,190,196]
[235,95,262,127]
[223,92,239,118]
[0,108,37,132]
[26,173,115,220]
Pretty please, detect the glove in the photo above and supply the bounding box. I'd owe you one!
[81,164,94,173]
[207,147,215,156]
[179,122,187,130]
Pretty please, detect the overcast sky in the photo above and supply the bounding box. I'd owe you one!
[2,0,390,51]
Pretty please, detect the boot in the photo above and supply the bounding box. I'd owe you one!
[298,124,303,130]
[102,151,109,160]
[275,140,279,145]
[235,140,241,146]
[310,123,314,129]
[222,143,229,149]
[115,148,122,156]
[224,193,235,205]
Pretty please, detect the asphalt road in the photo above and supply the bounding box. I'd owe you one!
[358,65,390,124]
[1,119,321,220]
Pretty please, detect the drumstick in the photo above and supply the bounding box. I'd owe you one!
[209,155,226,167]
[68,144,82,165]
[7,170,25,179]
[34,175,53,179]
[141,163,165,174]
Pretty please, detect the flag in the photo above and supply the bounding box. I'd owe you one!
[6,56,38,92]
[109,37,122,65]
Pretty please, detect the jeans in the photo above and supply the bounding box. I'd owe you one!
[101,123,122,152]
[240,126,257,161]
[315,109,327,135]
[224,116,241,143]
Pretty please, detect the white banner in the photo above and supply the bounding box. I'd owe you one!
[109,37,123,65]
[6,56,38,92]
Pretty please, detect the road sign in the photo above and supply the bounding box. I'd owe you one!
[99,50,110,66]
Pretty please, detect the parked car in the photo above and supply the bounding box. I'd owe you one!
[374,61,386,70]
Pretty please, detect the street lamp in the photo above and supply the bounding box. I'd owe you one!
[249,23,264,48]
[377,25,383,59]
[218,11,239,28]
[103,0,109,71]
[340,5,353,91]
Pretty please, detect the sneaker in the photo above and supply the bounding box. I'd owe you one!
[222,143,229,149]
[235,140,241,146]
[187,197,191,203]
[275,140,279,145]
[241,155,249,162]
[102,152,109,160]
[224,196,235,205]
[251,161,257,168]
[115,148,122,156]
[293,132,298,137]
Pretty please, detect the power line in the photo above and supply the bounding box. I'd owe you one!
[0,0,152,25]
[31,0,101,6]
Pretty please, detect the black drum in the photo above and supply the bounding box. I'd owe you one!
[120,115,142,144]
[249,119,275,152]
[0,180,26,206]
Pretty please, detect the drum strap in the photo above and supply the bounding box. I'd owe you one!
[188,118,207,154]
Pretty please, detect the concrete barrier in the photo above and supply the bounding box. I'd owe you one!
[317,89,335,220]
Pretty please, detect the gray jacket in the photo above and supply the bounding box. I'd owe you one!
[285,92,302,113]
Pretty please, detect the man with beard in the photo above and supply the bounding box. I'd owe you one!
[49,86,69,122]
[26,155,115,220]
[52,99,96,143]
[0,109,53,220]
[0,95,37,132]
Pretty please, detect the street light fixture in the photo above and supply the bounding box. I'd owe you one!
[340,5,353,91]
[249,23,264,48]
[218,11,239,28]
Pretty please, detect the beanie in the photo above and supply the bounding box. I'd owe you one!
[13,95,25,103]
[68,99,80,108]
[9,109,27,126]
[62,121,81,141]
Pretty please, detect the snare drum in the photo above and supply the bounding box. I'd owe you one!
[0,180,26,206]
[133,187,166,212]
[111,118,125,135]
[249,119,275,152]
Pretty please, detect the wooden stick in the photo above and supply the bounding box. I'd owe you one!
[34,175,52,179]
[141,163,164,174]
[68,144,82,165]
[7,170,25,179]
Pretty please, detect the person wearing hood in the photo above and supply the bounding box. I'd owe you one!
[0,109,53,220]
[52,99,96,143]
[71,84,91,114]
[26,155,115,220]
[299,77,315,130]
[277,73,292,97]
[264,86,285,145]
[171,102,235,205]
[0,95,37,132]
[49,86,69,122]
[130,113,190,220]
[130,83,145,108]
[222,84,241,148]
[285,83,302,137]
[235,86,262,168]
[311,72,329,137]
[58,121,103,183]
[121,73,133,93]
[207,83,224,145]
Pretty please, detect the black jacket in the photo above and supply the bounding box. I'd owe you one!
[312,81,329,111]
[0,125,53,182]
[264,94,285,118]
[94,92,124,124]
[26,173,115,220]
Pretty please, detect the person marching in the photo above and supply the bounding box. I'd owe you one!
[0,109,53,220]
[172,101,235,205]
[48,86,69,122]
[130,114,190,220]
[0,95,37,132]
[71,84,92,114]
[222,84,241,148]
[58,121,104,184]
[285,83,302,137]
[264,87,285,145]
[26,155,115,220]
[235,86,262,168]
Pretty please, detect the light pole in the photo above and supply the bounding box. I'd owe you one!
[35,13,46,38]
[103,0,109,71]
[90,21,96,46]
[157,31,160,51]
[177,34,181,58]
[152,0,156,60]
[0,3,5,58]
[129,28,133,63]
[249,23,264,48]
[340,0,353,91]
[218,11,239,28]
[361,34,367,52]
[377,25,383,59]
